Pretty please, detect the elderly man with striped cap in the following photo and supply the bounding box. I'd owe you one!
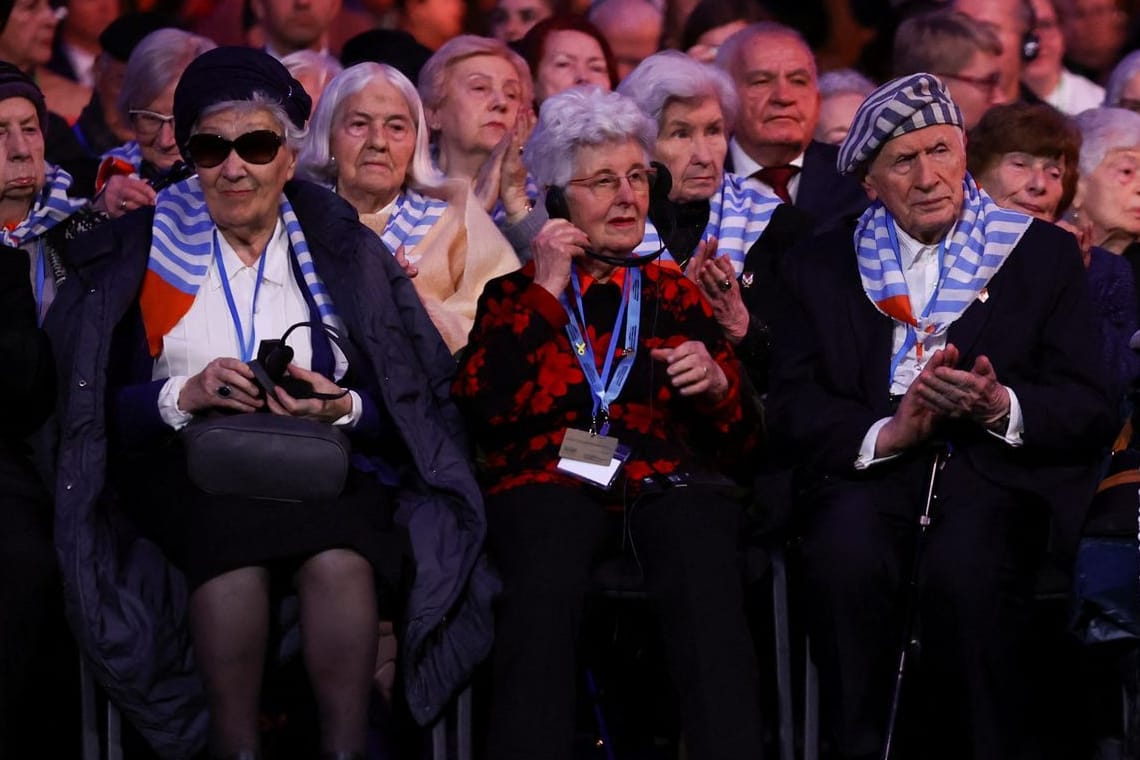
[766,73,1117,759]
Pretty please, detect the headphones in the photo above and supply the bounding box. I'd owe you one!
[545,161,676,268]
[1021,0,1040,62]
[249,321,358,401]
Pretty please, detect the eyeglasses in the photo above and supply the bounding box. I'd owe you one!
[186,130,283,169]
[129,109,175,137]
[939,71,1002,94]
[566,168,657,200]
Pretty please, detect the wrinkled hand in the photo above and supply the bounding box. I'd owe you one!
[916,349,1010,429]
[531,218,589,297]
[474,135,509,213]
[94,174,157,218]
[393,244,418,278]
[499,108,536,223]
[264,363,353,423]
[179,357,263,414]
[685,237,750,342]
[1055,218,1093,269]
[875,346,957,456]
[650,340,729,402]
[475,108,536,217]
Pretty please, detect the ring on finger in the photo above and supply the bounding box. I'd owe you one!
[217,384,233,398]
[119,199,127,211]
[717,278,732,292]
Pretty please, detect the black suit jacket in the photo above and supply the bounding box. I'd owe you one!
[767,219,1118,554]
[725,140,869,233]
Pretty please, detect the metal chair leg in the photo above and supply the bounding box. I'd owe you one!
[80,656,99,760]
[805,636,820,760]
[456,684,472,760]
[771,548,795,760]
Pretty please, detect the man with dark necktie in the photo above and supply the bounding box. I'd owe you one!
[716,22,869,231]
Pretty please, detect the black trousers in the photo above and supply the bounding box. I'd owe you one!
[0,451,66,756]
[484,482,764,760]
[798,450,1049,760]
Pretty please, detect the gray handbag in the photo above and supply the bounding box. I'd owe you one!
[181,321,357,502]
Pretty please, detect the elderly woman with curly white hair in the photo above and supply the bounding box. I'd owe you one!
[453,85,765,760]
[298,61,519,352]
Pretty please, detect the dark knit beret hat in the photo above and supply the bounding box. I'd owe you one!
[173,46,311,161]
[0,62,47,129]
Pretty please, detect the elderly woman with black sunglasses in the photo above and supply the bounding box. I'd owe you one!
[47,47,490,758]
[454,85,764,760]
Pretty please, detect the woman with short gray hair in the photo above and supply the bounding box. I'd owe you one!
[454,84,765,760]
[96,28,215,216]
[1103,50,1140,112]
[1070,107,1140,254]
[618,50,810,388]
[298,62,519,352]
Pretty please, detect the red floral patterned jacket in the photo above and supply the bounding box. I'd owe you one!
[453,261,761,500]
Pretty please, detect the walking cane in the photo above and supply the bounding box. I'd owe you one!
[880,447,948,760]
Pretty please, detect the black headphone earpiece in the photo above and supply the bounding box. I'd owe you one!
[545,183,571,221]
[542,162,675,268]
[1021,0,1041,62]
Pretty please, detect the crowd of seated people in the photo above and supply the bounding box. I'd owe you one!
[3,1,1140,758]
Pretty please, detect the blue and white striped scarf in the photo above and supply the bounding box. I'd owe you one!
[101,141,144,172]
[1,164,86,248]
[855,174,1031,341]
[380,187,448,257]
[147,175,344,331]
[634,173,783,272]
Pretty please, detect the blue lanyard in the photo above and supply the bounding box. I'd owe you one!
[560,266,642,436]
[33,240,46,326]
[214,231,269,363]
[886,223,948,384]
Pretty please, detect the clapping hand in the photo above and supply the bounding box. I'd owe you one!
[685,237,750,342]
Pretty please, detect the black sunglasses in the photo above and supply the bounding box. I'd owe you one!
[186,130,284,169]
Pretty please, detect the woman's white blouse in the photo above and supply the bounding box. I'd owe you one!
[154,221,360,428]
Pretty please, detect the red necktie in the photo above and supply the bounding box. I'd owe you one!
[754,165,801,203]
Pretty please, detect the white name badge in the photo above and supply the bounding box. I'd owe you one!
[557,444,632,489]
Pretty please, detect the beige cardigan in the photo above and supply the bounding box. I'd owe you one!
[360,178,521,353]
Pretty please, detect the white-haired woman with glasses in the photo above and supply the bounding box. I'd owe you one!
[453,85,764,760]
[618,50,810,388]
[298,61,520,353]
[94,27,215,217]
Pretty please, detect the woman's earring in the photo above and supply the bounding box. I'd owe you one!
[329,155,337,176]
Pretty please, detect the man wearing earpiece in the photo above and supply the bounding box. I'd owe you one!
[953,0,1043,105]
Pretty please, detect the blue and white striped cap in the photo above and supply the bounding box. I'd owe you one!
[836,72,964,176]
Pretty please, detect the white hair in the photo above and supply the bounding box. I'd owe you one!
[118,28,215,121]
[526,86,657,188]
[192,93,307,151]
[714,21,815,80]
[297,62,443,191]
[281,49,343,94]
[1073,107,1140,176]
[1104,50,1140,108]
[617,50,739,132]
[818,68,876,100]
